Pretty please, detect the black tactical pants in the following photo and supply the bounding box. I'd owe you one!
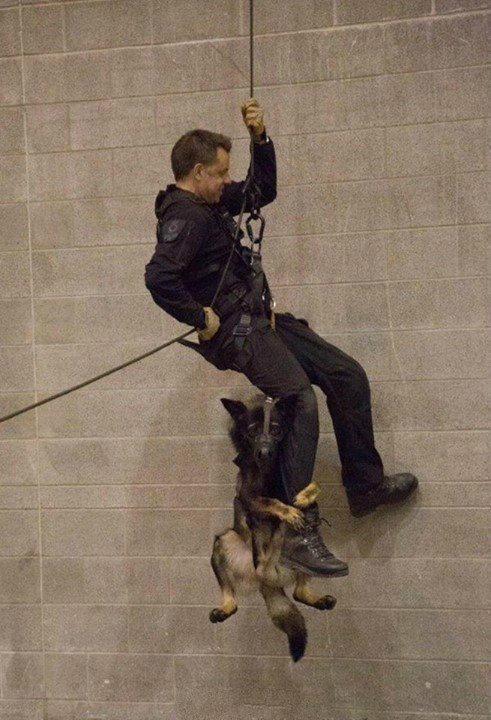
[199,309,385,505]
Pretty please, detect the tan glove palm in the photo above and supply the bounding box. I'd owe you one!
[197,307,220,341]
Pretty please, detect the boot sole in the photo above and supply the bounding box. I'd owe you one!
[279,556,349,577]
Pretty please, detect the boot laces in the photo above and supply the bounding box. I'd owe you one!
[300,514,333,558]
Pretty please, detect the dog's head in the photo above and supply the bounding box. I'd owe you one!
[220,393,293,474]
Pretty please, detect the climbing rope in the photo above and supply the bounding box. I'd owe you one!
[0,0,260,425]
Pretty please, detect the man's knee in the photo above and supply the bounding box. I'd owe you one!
[287,385,319,435]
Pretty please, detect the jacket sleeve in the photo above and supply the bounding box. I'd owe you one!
[220,134,277,217]
[144,213,208,329]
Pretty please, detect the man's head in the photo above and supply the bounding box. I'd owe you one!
[171,129,233,204]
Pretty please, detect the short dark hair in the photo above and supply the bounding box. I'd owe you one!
[171,129,232,181]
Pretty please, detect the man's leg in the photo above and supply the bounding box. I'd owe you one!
[273,312,418,515]
[200,314,348,576]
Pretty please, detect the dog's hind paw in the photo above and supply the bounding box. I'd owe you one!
[209,606,237,623]
[313,594,336,610]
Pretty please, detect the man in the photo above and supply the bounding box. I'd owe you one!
[144,99,419,578]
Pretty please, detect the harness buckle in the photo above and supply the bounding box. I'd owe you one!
[232,313,252,337]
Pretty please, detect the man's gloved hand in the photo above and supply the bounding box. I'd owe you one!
[241,98,265,139]
[197,307,220,341]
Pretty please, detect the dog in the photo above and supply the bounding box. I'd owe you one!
[208,393,336,662]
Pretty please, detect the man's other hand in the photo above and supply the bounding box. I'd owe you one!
[197,307,221,341]
[241,98,265,138]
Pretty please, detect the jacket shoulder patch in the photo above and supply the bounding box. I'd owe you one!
[158,218,188,243]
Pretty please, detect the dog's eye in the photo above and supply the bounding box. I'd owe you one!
[246,422,258,436]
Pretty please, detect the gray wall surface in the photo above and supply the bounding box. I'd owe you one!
[0,0,489,718]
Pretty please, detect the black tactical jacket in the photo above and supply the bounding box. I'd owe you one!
[144,135,277,330]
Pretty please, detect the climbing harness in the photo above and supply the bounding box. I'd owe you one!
[0,0,263,425]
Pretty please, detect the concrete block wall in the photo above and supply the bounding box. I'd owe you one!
[0,1,489,718]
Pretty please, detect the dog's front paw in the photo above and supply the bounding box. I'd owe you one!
[285,506,305,530]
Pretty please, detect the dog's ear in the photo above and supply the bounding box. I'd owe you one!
[220,398,247,422]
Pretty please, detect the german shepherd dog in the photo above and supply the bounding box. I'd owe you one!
[209,393,336,662]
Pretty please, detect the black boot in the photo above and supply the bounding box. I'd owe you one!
[347,472,419,517]
[279,502,349,577]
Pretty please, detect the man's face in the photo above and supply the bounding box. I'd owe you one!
[194,147,232,204]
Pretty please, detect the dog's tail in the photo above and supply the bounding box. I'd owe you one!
[261,586,307,662]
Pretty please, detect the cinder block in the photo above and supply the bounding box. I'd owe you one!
[436,0,490,11]
[373,377,488,431]
[337,0,431,24]
[126,507,229,556]
[0,299,32,345]
[86,654,174,702]
[266,232,387,287]
[28,149,113,201]
[174,655,336,708]
[0,251,30,298]
[153,41,247,95]
[391,328,487,378]
[393,430,489,481]
[23,52,112,104]
[70,97,156,150]
[30,196,154,249]
[0,605,42,651]
[0,485,38,509]
[0,58,22,105]
[276,127,385,184]
[387,278,487,329]
[113,145,165,195]
[0,393,36,439]
[44,654,87,700]
[37,436,233,485]
[0,203,28,251]
[44,605,128,652]
[1,653,44,700]
[153,0,242,43]
[25,104,70,153]
[0,510,38,556]
[32,245,148,297]
[0,7,20,56]
[109,46,155,97]
[0,558,40,603]
[0,440,37,485]
[456,171,490,223]
[457,224,489,275]
[0,346,34,391]
[34,295,162,345]
[332,658,488,713]
[65,0,151,51]
[386,119,485,176]
[330,607,488,660]
[0,155,26,202]
[21,5,63,55]
[384,14,488,72]
[41,509,126,556]
[387,227,460,279]
[128,605,217,654]
[246,0,334,33]
[0,107,24,153]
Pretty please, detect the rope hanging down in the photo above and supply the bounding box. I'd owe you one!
[0,0,260,425]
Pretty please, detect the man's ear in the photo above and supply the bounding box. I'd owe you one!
[220,398,247,422]
[193,162,205,180]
